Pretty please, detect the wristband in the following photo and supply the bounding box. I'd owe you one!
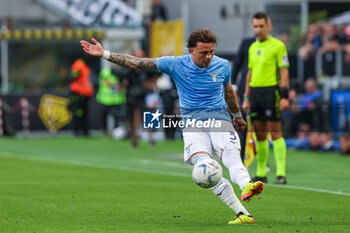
[102,50,110,60]
[280,86,289,99]
[243,96,249,101]
[232,111,242,118]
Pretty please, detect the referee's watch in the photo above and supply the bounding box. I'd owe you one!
[280,86,289,99]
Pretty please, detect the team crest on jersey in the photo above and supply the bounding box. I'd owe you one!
[209,73,219,82]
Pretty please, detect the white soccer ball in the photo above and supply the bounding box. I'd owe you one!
[192,158,223,188]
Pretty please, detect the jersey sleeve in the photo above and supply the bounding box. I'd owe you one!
[155,56,175,75]
[223,60,231,85]
[276,42,289,68]
[247,46,253,70]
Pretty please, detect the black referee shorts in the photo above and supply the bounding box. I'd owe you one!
[249,86,281,121]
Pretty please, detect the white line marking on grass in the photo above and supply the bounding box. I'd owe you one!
[1,152,350,197]
[0,152,190,177]
[136,159,186,168]
[0,181,184,186]
[266,184,350,197]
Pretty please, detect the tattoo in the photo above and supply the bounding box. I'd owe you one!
[108,53,158,72]
[224,85,240,113]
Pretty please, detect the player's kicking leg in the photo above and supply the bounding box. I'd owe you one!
[185,128,260,224]
[191,153,254,224]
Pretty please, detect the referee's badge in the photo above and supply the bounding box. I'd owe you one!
[257,50,261,55]
[282,55,289,66]
[209,73,219,82]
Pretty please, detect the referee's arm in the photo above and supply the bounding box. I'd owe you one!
[241,69,251,114]
[279,67,290,112]
[279,67,289,89]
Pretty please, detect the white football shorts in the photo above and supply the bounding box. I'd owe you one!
[182,120,241,165]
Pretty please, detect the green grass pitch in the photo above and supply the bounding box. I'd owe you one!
[0,136,349,232]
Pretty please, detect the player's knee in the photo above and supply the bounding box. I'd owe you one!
[221,142,241,168]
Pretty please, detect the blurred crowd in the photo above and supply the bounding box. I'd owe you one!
[282,77,349,155]
[297,22,350,76]
[298,22,350,60]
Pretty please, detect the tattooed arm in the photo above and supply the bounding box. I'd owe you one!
[224,82,247,131]
[80,38,158,72]
[108,53,158,72]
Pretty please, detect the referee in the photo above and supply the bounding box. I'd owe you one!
[242,12,290,184]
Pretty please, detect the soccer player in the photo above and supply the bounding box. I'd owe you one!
[80,29,264,224]
[242,12,290,184]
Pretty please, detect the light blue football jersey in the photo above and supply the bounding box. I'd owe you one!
[156,54,232,122]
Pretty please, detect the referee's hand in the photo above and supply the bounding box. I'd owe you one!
[233,117,247,131]
[242,100,250,114]
[280,98,290,112]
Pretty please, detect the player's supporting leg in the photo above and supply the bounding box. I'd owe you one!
[191,154,252,224]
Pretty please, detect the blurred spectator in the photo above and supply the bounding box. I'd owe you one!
[298,23,323,60]
[297,123,311,138]
[335,25,348,45]
[276,32,290,47]
[342,25,350,63]
[285,131,320,150]
[288,78,324,136]
[68,58,94,136]
[308,131,322,150]
[286,130,350,155]
[145,73,161,146]
[319,132,341,152]
[339,133,350,155]
[318,23,339,55]
[96,67,126,135]
[124,49,153,147]
[151,0,167,21]
[318,22,340,76]
[231,36,255,160]
[231,37,256,104]
[157,71,178,140]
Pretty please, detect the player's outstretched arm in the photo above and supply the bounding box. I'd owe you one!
[80,38,158,72]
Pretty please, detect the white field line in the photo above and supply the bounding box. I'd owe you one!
[0,151,190,177]
[265,184,350,196]
[1,152,350,197]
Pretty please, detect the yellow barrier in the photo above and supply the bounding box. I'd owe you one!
[0,29,105,41]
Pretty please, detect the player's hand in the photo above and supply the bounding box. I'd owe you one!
[280,98,290,112]
[233,117,247,131]
[80,38,104,57]
[242,100,250,114]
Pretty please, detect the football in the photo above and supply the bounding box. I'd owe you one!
[192,158,223,188]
